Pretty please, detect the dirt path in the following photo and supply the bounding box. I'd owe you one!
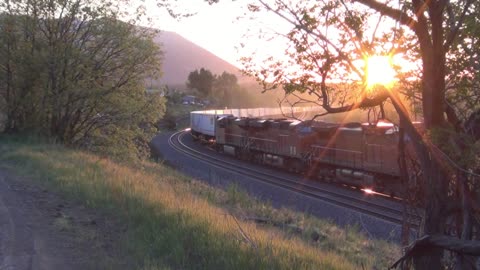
[0,169,132,270]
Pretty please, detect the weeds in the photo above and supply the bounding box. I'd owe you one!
[0,140,399,269]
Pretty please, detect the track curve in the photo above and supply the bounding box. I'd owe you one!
[168,130,422,228]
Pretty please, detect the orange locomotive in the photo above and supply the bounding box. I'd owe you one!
[214,116,406,195]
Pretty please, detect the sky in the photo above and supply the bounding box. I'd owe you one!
[136,1,415,82]
[143,1,255,67]
[140,0,294,69]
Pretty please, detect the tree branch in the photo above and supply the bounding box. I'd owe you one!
[354,0,416,30]
[391,235,480,269]
[444,0,475,50]
[323,89,390,113]
[258,0,363,78]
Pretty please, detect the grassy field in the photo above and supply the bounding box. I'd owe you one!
[0,138,399,269]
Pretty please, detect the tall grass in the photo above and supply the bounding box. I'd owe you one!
[0,139,399,269]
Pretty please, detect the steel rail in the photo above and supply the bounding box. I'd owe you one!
[168,130,422,228]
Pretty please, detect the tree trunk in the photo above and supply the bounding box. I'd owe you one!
[414,166,447,269]
[412,3,448,268]
[389,89,448,269]
[421,5,446,129]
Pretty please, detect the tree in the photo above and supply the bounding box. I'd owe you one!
[235,0,479,268]
[0,0,165,159]
[213,71,238,106]
[186,68,215,98]
[186,69,261,108]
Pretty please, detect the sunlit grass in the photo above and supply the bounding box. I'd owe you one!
[0,138,399,269]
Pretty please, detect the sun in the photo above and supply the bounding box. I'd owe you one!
[365,55,396,89]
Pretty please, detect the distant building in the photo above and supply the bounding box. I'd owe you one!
[145,88,165,96]
[182,95,197,105]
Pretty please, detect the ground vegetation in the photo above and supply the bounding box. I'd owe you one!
[0,138,400,269]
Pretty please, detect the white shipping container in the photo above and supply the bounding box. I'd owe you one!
[190,113,216,137]
[189,106,322,137]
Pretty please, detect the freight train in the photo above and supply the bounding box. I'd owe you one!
[190,109,415,196]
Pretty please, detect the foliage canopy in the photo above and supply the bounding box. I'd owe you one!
[0,0,165,160]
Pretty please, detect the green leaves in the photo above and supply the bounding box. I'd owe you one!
[186,69,242,107]
[0,0,164,160]
[186,68,215,98]
[301,12,318,27]
[344,13,363,39]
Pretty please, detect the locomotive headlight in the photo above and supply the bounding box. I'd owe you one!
[362,188,375,195]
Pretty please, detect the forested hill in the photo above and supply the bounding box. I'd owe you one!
[152,31,247,86]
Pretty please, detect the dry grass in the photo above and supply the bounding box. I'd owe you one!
[0,139,399,269]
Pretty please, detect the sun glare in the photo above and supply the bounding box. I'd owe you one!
[365,56,396,89]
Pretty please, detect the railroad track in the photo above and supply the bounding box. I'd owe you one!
[168,130,422,228]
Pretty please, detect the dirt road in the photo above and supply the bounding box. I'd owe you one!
[0,169,131,270]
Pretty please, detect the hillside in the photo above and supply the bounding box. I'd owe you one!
[151,31,248,87]
[148,31,286,108]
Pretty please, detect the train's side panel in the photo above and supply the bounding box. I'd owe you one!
[251,125,285,156]
[310,124,339,165]
[231,120,247,148]
[363,128,400,176]
[332,128,364,170]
